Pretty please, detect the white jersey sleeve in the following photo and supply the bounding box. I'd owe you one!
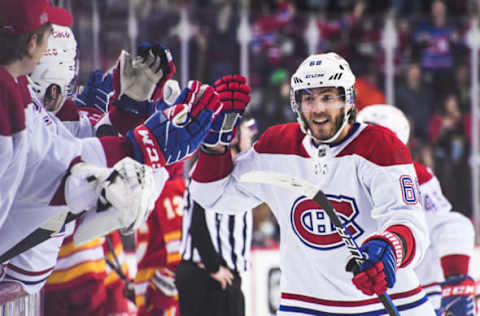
[357,157,429,268]
[413,162,474,308]
[0,72,30,228]
[415,162,474,258]
[190,148,267,214]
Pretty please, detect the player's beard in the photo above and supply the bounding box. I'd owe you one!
[302,108,345,142]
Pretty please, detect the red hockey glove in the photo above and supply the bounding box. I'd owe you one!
[203,74,251,147]
[348,232,404,296]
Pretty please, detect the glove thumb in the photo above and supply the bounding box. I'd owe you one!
[163,103,190,127]
[119,50,134,96]
[162,80,181,106]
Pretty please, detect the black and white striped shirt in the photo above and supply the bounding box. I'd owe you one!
[180,179,253,273]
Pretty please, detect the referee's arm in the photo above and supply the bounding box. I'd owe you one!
[190,201,222,273]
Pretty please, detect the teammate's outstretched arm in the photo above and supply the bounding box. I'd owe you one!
[126,80,223,168]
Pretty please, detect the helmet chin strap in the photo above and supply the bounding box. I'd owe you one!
[297,105,352,144]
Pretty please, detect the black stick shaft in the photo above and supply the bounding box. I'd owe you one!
[0,212,84,263]
[312,190,400,316]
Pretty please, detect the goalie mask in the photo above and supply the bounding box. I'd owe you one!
[356,104,410,145]
[290,52,356,143]
[29,24,78,111]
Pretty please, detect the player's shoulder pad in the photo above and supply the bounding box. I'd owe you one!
[413,161,433,185]
[0,72,29,135]
[254,122,309,157]
[337,124,412,166]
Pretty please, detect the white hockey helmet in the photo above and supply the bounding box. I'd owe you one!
[290,52,356,142]
[356,104,411,145]
[29,24,78,108]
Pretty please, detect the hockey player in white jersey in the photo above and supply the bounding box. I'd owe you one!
[0,8,224,294]
[190,52,437,315]
[0,0,222,268]
[357,104,476,316]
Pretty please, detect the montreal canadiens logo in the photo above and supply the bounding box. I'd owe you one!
[290,195,363,250]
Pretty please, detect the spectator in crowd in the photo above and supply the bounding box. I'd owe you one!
[198,0,238,83]
[251,203,280,247]
[412,0,464,98]
[395,62,434,141]
[353,73,386,111]
[453,63,470,112]
[250,68,296,135]
[429,94,471,217]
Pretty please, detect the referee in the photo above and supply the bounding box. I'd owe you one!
[175,180,253,316]
[175,118,257,316]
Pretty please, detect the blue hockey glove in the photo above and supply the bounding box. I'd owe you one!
[74,70,113,113]
[203,74,251,147]
[126,81,222,168]
[349,232,404,296]
[441,275,477,316]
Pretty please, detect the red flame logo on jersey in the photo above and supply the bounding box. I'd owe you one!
[290,195,363,250]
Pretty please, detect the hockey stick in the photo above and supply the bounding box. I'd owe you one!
[0,211,84,263]
[0,170,121,263]
[104,235,136,304]
[239,171,401,316]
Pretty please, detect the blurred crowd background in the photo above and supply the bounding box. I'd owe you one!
[62,0,480,247]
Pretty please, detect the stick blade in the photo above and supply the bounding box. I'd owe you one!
[238,171,319,199]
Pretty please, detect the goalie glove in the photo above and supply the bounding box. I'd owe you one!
[65,162,115,214]
[74,70,113,113]
[73,157,158,246]
[127,80,223,167]
[440,275,477,316]
[203,74,251,147]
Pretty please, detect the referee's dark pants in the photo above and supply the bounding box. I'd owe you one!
[175,260,245,316]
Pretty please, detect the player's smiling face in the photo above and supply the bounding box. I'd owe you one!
[299,87,346,143]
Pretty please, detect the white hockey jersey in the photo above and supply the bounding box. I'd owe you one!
[0,70,31,229]
[413,162,475,310]
[0,83,168,293]
[191,122,434,315]
[0,75,83,255]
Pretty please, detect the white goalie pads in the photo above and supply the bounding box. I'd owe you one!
[73,157,159,246]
